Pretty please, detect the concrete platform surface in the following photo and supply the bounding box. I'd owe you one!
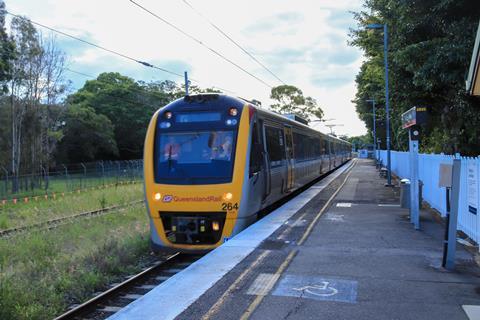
[177,159,480,320]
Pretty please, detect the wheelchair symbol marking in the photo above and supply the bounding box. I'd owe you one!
[293,281,338,297]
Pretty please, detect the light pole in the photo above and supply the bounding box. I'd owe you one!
[366,99,377,161]
[366,23,392,186]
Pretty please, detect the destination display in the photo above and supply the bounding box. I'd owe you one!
[401,106,428,129]
[176,112,221,123]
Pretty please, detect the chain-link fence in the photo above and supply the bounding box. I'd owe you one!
[0,160,143,200]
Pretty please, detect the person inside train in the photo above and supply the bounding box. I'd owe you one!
[163,136,181,160]
[218,135,233,160]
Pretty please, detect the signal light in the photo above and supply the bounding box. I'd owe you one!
[154,193,161,201]
[212,221,220,231]
[223,192,233,201]
[164,111,172,119]
[229,108,238,116]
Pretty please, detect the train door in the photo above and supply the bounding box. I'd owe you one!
[259,119,271,201]
[319,136,324,174]
[328,140,332,171]
[284,126,295,192]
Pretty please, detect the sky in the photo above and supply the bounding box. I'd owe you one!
[6,0,367,137]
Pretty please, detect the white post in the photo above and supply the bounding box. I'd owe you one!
[409,129,420,230]
[446,159,461,270]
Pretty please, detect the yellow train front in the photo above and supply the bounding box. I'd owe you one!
[144,94,351,252]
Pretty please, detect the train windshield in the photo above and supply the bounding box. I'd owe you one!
[154,130,236,184]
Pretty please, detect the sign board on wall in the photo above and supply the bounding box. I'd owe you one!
[467,160,478,215]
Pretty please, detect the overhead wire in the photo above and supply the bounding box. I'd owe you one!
[129,0,273,89]
[5,11,236,95]
[181,0,286,85]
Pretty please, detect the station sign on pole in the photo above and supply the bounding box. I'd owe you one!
[401,107,428,230]
[401,106,427,129]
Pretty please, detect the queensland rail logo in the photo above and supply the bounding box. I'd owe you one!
[174,195,221,202]
[162,195,173,203]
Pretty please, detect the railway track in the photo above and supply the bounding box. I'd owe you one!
[0,200,144,238]
[54,252,203,320]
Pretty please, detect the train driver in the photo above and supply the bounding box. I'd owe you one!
[163,136,181,160]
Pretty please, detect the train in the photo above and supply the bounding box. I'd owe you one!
[143,94,351,252]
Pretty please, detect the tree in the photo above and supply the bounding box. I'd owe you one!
[57,105,117,162]
[68,73,172,159]
[9,15,42,190]
[350,0,480,155]
[9,15,68,182]
[347,134,371,151]
[270,85,324,121]
[0,1,14,94]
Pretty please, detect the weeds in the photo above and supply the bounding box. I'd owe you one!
[0,204,153,320]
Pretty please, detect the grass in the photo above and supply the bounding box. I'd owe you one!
[0,202,155,320]
[0,183,144,231]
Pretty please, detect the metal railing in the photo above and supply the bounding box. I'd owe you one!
[0,160,143,200]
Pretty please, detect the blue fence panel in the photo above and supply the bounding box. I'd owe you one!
[377,151,479,244]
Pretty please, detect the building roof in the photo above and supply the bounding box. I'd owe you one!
[466,21,480,96]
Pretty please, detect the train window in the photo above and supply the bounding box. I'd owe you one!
[154,130,237,184]
[249,122,263,175]
[293,132,323,161]
[265,126,285,167]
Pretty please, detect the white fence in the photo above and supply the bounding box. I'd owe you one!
[378,150,479,245]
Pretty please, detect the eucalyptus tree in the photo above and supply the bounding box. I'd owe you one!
[270,85,324,121]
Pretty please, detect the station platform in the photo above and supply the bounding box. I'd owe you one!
[110,159,480,320]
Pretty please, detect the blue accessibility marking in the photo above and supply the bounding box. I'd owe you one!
[272,274,357,303]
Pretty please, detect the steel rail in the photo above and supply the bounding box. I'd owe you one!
[54,252,183,320]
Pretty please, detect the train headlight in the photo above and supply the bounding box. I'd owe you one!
[225,119,237,126]
[223,192,233,201]
[212,221,220,231]
[154,192,161,201]
[164,111,173,119]
[159,122,171,128]
[229,108,238,116]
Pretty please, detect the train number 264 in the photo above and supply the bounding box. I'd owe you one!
[221,202,239,211]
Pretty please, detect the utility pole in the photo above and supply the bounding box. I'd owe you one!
[366,99,377,161]
[366,23,392,186]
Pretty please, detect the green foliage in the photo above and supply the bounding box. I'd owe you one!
[348,134,371,151]
[67,72,174,159]
[0,1,14,94]
[270,85,324,120]
[350,0,480,155]
[57,104,118,162]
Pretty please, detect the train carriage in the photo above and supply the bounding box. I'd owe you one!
[143,94,351,252]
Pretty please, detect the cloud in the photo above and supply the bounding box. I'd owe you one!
[311,45,360,66]
[8,0,367,136]
[327,10,357,29]
[243,11,304,35]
